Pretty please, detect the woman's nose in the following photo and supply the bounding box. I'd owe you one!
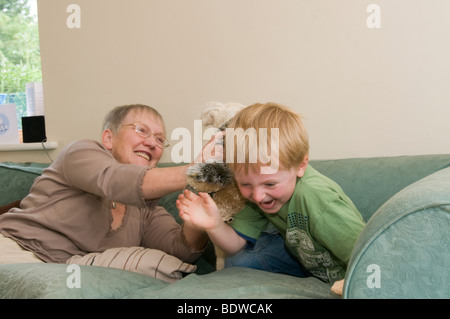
[143,134,157,148]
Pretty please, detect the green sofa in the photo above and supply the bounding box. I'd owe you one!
[0,154,449,299]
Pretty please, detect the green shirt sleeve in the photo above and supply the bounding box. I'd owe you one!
[310,196,366,265]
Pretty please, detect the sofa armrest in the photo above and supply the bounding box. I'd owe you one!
[343,167,450,299]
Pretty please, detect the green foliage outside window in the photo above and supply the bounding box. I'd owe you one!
[0,0,42,129]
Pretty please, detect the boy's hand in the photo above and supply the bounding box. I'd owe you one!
[176,190,222,230]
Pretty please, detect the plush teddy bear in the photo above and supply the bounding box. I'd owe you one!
[200,101,246,129]
[185,102,246,270]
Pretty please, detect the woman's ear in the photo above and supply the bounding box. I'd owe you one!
[296,155,309,178]
[102,129,113,150]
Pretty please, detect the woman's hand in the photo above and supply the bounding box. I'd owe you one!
[193,130,225,164]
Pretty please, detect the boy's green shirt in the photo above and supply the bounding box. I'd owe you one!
[230,165,366,283]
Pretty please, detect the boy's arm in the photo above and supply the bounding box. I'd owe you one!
[177,190,246,254]
[205,219,247,254]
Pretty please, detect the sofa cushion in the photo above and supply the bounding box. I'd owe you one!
[344,166,450,298]
[0,263,167,298]
[0,263,337,299]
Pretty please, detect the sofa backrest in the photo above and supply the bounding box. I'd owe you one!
[0,162,49,206]
[3,153,450,222]
[310,154,450,221]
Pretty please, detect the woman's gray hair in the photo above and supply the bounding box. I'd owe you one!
[102,104,164,134]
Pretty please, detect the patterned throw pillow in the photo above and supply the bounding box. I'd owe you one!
[66,246,196,283]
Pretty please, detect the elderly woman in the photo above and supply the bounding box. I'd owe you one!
[0,104,211,266]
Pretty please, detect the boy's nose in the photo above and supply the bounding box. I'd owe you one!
[251,188,266,202]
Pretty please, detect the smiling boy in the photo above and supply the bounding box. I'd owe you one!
[177,102,366,284]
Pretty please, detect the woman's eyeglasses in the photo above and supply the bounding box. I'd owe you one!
[121,123,170,148]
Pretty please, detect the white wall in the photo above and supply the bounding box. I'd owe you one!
[2,0,449,163]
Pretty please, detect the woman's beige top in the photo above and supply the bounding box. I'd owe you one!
[0,140,202,263]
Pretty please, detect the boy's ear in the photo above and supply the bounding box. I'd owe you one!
[296,155,309,178]
[102,129,114,150]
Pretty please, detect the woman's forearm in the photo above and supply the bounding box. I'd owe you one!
[141,165,190,200]
[140,133,222,200]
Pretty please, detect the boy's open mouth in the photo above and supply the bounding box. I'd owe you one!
[259,199,276,210]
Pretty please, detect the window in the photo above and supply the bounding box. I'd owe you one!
[0,0,42,133]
